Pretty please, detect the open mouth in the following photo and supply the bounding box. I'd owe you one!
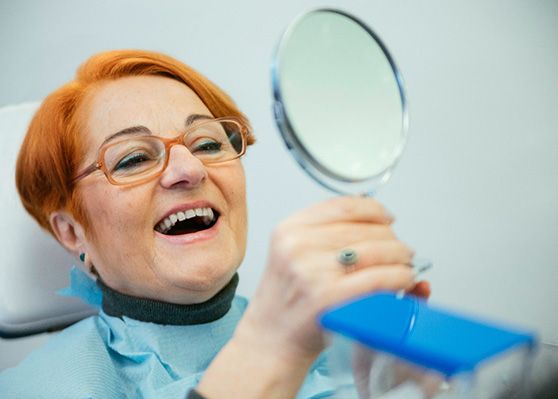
[155,207,219,236]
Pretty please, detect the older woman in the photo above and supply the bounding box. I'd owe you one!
[0,50,427,398]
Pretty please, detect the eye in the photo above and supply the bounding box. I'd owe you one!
[114,152,153,171]
[192,139,223,153]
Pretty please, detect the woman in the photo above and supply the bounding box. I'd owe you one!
[0,49,428,398]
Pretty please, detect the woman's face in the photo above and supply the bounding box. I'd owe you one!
[76,75,247,304]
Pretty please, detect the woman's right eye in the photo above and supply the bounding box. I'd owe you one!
[114,152,151,171]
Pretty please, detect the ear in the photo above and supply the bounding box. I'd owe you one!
[49,211,87,257]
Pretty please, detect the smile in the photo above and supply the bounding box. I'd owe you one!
[155,207,220,235]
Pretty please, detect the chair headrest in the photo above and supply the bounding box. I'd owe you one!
[0,102,96,338]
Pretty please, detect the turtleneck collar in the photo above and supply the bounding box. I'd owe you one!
[96,273,239,325]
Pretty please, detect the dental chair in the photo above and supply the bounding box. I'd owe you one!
[0,102,96,339]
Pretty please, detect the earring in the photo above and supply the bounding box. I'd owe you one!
[79,252,98,277]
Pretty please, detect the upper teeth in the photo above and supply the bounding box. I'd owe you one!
[156,207,215,234]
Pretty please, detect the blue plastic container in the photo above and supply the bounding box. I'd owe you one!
[320,292,536,398]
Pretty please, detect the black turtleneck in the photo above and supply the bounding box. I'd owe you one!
[96,273,239,325]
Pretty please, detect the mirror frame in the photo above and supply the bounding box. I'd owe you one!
[272,8,409,195]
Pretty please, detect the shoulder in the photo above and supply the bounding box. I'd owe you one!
[0,315,122,397]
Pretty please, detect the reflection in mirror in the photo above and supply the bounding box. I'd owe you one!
[272,9,407,195]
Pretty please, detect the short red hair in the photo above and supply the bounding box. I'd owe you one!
[16,49,254,237]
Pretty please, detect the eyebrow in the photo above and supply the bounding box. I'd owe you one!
[101,125,152,147]
[185,113,213,126]
[101,113,214,146]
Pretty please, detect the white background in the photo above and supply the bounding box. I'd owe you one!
[1,0,557,370]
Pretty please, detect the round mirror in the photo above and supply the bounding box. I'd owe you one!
[272,9,408,195]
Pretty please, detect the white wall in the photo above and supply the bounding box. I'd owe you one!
[1,0,557,370]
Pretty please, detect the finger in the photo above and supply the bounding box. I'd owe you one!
[286,196,394,227]
[304,222,398,244]
[328,265,415,306]
[279,224,399,258]
[337,241,414,270]
[407,280,431,299]
[290,240,414,277]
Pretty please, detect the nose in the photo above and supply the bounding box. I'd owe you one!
[159,144,207,189]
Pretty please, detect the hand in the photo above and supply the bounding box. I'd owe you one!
[237,196,418,362]
[352,283,432,398]
[198,196,424,399]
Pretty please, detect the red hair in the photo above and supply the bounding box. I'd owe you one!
[16,49,254,237]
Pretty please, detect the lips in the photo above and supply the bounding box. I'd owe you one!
[154,204,220,236]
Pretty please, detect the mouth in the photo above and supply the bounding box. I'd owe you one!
[154,206,220,236]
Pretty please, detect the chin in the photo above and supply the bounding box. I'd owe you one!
[164,259,239,294]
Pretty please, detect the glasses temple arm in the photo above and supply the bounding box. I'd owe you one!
[73,163,100,183]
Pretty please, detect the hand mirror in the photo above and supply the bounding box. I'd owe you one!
[272,9,431,272]
[272,9,407,195]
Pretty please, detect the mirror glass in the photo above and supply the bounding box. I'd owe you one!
[272,9,407,195]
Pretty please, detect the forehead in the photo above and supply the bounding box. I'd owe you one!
[81,75,213,148]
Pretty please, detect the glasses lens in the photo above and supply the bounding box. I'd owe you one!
[104,137,165,184]
[100,120,245,185]
[185,120,245,163]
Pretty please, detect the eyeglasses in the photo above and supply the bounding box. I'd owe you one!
[73,117,248,186]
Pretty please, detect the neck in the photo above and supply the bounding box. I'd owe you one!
[96,273,239,325]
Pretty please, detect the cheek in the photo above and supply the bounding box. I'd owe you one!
[227,167,246,209]
[228,168,248,232]
[83,184,150,241]
[210,164,247,225]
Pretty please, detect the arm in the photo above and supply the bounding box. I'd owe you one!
[196,329,315,399]
[197,196,421,398]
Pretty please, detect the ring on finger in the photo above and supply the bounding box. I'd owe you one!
[337,248,359,269]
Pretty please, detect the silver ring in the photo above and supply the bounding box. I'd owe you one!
[337,248,359,266]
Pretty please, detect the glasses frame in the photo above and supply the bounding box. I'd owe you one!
[73,116,248,187]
